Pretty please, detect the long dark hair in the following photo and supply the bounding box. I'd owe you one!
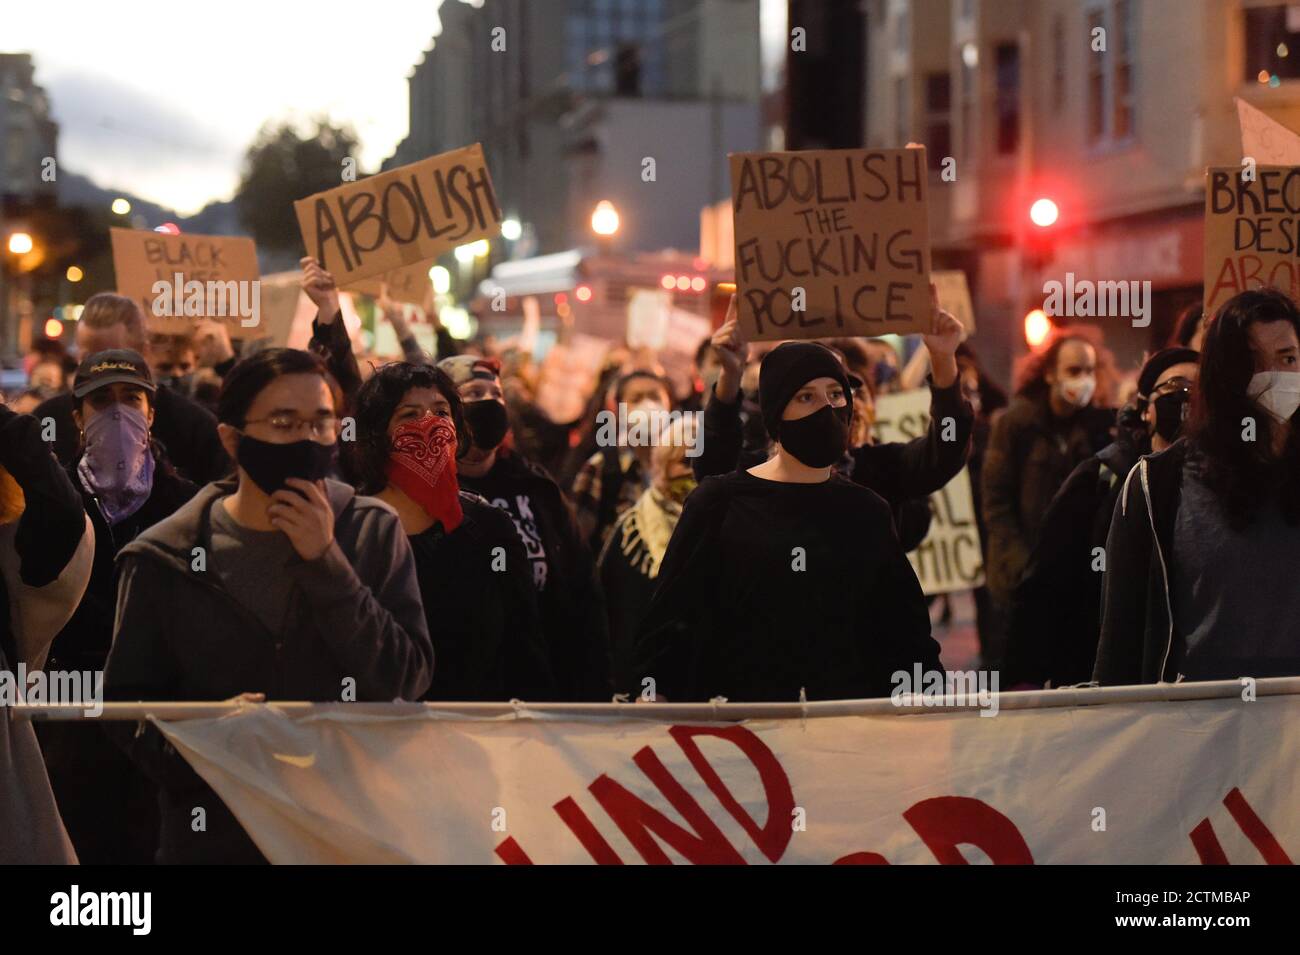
[1187,288,1300,529]
[1012,324,1117,406]
[346,362,466,495]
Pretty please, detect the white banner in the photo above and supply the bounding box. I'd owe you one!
[873,388,984,594]
[153,688,1300,864]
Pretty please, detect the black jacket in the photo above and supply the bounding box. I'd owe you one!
[1005,439,1138,688]
[1094,441,1188,685]
[35,386,231,486]
[416,492,556,701]
[0,406,86,668]
[459,450,612,701]
[982,393,1114,602]
[105,479,433,863]
[49,462,198,672]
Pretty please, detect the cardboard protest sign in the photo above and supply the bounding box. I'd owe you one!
[932,269,976,334]
[535,334,609,424]
[294,143,501,288]
[1203,165,1300,318]
[1236,98,1300,166]
[729,147,931,342]
[873,388,983,595]
[110,228,260,336]
[345,260,434,305]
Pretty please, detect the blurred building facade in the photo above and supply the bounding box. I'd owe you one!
[1,52,60,359]
[860,0,1294,387]
[387,0,762,260]
[0,53,58,204]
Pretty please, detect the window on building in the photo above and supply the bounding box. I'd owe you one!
[566,0,666,96]
[894,76,910,146]
[1086,1,1137,146]
[924,72,952,168]
[1243,3,1300,84]
[960,52,977,160]
[995,43,1020,154]
[1052,14,1066,110]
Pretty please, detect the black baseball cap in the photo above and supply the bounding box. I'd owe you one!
[73,349,156,399]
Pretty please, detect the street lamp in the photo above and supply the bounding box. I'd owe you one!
[111,198,131,215]
[7,233,33,255]
[591,200,620,237]
[1029,197,1059,228]
[501,218,522,241]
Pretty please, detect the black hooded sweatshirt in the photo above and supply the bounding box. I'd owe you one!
[459,449,612,701]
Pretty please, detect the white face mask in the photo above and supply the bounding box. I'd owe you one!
[1247,370,1300,423]
[1058,373,1096,408]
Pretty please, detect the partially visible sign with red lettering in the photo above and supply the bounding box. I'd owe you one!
[156,688,1299,863]
[1204,165,1300,319]
[294,143,501,287]
[729,147,932,342]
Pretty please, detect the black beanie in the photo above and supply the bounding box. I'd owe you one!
[1137,347,1199,398]
[758,341,853,438]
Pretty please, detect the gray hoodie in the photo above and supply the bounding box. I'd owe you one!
[104,477,432,863]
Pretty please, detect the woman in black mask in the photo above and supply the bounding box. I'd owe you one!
[437,354,611,701]
[105,347,432,863]
[632,341,941,702]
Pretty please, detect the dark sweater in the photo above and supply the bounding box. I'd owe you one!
[413,492,556,701]
[632,470,941,702]
[460,450,612,701]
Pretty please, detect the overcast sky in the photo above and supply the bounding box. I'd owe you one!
[11,0,785,216]
[7,0,446,214]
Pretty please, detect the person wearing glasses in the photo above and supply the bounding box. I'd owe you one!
[1005,347,1199,689]
[104,347,433,864]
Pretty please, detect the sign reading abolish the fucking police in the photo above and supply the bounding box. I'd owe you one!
[294,143,502,287]
[1204,164,1300,319]
[729,147,932,342]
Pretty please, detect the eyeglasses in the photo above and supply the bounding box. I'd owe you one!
[243,413,339,440]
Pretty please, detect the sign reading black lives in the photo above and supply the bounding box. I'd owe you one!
[729,147,932,341]
[294,143,501,287]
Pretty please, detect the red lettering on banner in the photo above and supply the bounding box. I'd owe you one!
[553,796,623,864]
[903,796,1035,864]
[668,724,796,863]
[494,837,534,865]
[1189,788,1293,865]
[588,744,747,864]
[832,852,890,864]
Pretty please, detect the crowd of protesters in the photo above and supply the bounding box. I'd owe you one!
[4,248,1300,861]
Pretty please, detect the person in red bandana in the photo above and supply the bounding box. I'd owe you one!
[348,362,555,701]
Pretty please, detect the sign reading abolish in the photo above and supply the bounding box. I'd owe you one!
[110,228,260,335]
[154,688,1300,864]
[294,143,501,287]
[1203,165,1300,318]
[729,147,931,342]
[873,388,983,595]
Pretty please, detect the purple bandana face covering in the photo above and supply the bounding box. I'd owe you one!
[77,403,154,525]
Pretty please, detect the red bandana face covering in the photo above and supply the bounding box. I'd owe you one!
[386,414,464,533]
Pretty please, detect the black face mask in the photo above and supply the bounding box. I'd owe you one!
[777,404,849,468]
[236,434,336,494]
[464,399,509,451]
[1152,389,1191,444]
